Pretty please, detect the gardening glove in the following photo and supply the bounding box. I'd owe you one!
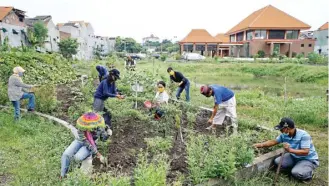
[98,154,106,164]
[106,128,113,136]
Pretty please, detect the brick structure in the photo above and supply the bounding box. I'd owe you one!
[225,5,314,57]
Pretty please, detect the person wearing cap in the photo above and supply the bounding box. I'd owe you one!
[60,112,108,179]
[253,117,319,182]
[7,66,37,120]
[93,69,124,132]
[96,65,109,82]
[200,85,237,133]
[167,67,190,102]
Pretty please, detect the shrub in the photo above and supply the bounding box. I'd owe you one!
[292,52,297,58]
[160,54,167,62]
[33,85,58,113]
[257,50,265,58]
[175,54,181,60]
[307,52,327,64]
[296,53,304,59]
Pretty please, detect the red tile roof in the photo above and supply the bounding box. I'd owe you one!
[180,29,218,43]
[215,33,229,43]
[0,6,13,21]
[59,31,71,40]
[318,22,328,31]
[226,5,311,35]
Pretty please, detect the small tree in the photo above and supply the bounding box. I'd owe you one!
[27,21,48,48]
[58,38,79,59]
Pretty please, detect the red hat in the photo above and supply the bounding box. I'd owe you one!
[200,85,210,95]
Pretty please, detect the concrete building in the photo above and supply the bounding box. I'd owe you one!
[0,6,28,47]
[313,22,328,56]
[25,15,60,52]
[225,5,314,58]
[142,34,160,44]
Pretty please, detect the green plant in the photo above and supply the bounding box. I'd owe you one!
[296,53,304,59]
[33,85,58,113]
[175,54,182,60]
[145,136,173,154]
[58,38,79,59]
[134,152,169,186]
[160,54,167,62]
[32,21,48,47]
[257,50,265,58]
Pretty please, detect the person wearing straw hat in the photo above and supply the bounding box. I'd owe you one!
[253,117,319,182]
[60,112,109,179]
[200,85,238,134]
[7,66,37,120]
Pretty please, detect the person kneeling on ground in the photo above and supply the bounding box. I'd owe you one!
[60,112,110,179]
[253,117,319,182]
[7,66,37,120]
[93,69,124,133]
[96,65,109,82]
[200,85,238,134]
[152,81,169,120]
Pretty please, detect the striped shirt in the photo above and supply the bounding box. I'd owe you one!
[276,129,318,161]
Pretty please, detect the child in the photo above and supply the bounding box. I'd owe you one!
[153,81,169,119]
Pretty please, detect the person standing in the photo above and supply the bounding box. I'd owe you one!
[200,85,237,134]
[7,66,36,120]
[253,118,319,182]
[167,67,190,102]
[93,69,124,133]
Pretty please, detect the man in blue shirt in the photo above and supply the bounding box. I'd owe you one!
[93,69,124,134]
[253,117,319,181]
[200,85,237,134]
[96,65,109,82]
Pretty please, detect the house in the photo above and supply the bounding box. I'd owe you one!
[313,22,328,56]
[179,29,231,57]
[25,15,60,52]
[225,5,315,57]
[0,6,28,47]
[142,34,160,45]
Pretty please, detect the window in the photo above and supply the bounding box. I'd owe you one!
[236,32,244,41]
[12,29,18,35]
[230,35,235,42]
[196,45,205,51]
[301,44,304,47]
[246,30,253,40]
[18,16,24,22]
[308,44,312,47]
[254,30,266,39]
[286,30,298,39]
[268,30,285,39]
[53,38,56,42]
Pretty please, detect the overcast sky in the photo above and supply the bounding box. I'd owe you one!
[2,0,328,42]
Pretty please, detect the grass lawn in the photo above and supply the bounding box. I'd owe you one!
[0,109,72,185]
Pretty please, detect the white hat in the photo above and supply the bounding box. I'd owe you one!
[13,66,25,74]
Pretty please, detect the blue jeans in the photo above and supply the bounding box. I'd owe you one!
[274,153,319,180]
[61,140,91,177]
[176,81,190,102]
[11,93,35,119]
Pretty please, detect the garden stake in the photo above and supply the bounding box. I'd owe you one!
[273,149,285,186]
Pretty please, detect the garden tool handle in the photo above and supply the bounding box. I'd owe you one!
[273,148,286,186]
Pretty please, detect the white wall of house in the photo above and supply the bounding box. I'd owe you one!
[313,29,328,56]
[44,19,60,52]
[0,22,27,47]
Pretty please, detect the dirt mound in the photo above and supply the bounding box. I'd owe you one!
[107,120,153,174]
